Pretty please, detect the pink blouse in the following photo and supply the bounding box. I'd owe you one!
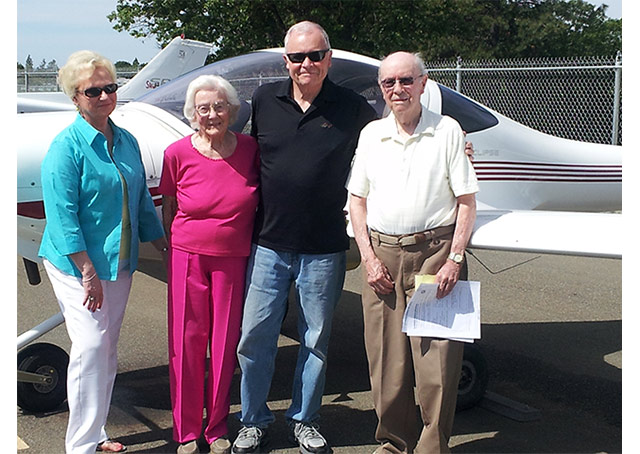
[158,133,260,257]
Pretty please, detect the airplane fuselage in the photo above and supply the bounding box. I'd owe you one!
[17,50,622,264]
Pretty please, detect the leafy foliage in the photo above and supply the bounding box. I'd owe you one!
[107,0,621,61]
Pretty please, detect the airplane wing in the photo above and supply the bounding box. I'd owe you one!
[470,205,621,259]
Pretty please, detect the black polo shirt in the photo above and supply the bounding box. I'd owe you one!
[251,77,377,254]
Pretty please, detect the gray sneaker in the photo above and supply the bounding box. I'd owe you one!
[291,422,331,454]
[232,426,267,454]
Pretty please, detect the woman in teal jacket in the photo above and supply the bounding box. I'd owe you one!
[38,50,168,454]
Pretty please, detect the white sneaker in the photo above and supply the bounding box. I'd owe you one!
[232,426,267,453]
[291,422,331,454]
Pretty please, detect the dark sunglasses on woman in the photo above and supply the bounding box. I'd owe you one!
[81,83,119,98]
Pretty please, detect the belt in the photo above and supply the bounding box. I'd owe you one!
[370,224,455,247]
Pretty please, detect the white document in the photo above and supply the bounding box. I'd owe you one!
[402,280,481,342]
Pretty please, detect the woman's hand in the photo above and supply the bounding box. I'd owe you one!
[82,272,104,312]
[151,237,170,270]
[69,251,103,312]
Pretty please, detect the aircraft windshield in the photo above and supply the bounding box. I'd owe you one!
[137,50,385,132]
[438,84,498,133]
[138,50,498,134]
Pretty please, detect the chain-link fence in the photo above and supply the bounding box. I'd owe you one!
[17,71,139,93]
[426,53,622,145]
[17,54,622,145]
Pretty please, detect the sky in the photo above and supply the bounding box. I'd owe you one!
[14,0,623,69]
[17,0,163,67]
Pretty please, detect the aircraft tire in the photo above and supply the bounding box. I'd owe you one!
[456,343,488,411]
[17,342,69,413]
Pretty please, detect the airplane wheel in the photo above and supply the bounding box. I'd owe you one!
[456,343,488,411]
[17,342,69,413]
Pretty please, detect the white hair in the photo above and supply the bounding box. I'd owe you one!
[378,52,428,80]
[284,21,331,50]
[183,75,241,129]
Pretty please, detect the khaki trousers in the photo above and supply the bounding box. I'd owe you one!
[362,230,466,454]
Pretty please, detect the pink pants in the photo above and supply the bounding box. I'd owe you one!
[168,248,246,444]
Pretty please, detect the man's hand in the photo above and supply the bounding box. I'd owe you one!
[435,260,461,299]
[364,256,395,295]
[350,194,395,295]
[463,130,474,161]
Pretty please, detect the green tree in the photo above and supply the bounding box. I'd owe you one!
[25,55,33,72]
[108,0,621,61]
[45,59,59,72]
[115,60,135,71]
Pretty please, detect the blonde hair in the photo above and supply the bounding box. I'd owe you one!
[58,50,117,98]
[183,75,241,129]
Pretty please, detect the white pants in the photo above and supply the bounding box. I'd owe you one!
[44,260,132,454]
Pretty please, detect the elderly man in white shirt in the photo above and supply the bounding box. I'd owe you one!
[348,51,478,454]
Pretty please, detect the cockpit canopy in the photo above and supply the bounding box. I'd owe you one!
[136,49,497,134]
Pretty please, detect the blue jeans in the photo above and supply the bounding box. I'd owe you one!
[237,244,346,427]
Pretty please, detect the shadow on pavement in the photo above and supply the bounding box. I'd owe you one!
[106,285,620,453]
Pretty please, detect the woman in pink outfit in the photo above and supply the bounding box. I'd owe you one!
[158,75,259,454]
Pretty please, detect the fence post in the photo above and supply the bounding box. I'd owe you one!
[24,72,29,92]
[611,51,622,145]
[456,56,462,93]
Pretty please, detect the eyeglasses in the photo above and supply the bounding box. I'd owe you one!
[195,102,230,116]
[379,76,421,90]
[286,49,330,64]
[80,83,118,98]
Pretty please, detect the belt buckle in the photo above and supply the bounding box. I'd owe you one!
[399,232,429,247]
[399,235,417,246]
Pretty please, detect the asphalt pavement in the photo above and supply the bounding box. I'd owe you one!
[16,249,622,453]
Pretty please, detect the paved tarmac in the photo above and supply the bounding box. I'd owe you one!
[17,249,622,453]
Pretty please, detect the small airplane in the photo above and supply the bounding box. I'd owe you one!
[17,35,214,113]
[16,48,621,413]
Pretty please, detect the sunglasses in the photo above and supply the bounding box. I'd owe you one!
[379,76,421,90]
[81,83,119,98]
[286,49,330,64]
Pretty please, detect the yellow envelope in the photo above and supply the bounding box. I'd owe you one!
[415,274,437,287]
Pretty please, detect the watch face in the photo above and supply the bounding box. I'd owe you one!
[450,253,463,263]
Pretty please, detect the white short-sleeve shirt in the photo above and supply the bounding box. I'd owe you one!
[347,107,479,235]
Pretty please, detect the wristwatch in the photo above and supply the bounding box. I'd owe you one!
[448,252,464,264]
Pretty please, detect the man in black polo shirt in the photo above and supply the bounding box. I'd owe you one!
[232,21,377,454]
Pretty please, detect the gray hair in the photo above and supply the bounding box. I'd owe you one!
[378,52,428,80]
[284,21,331,50]
[58,50,117,98]
[183,75,241,129]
